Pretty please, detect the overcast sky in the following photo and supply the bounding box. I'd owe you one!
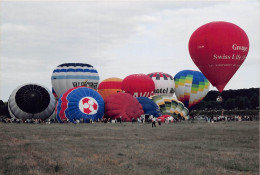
[0,0,259,101]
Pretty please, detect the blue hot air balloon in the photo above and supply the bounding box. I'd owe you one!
[137,97,161,117]
[56,87,104,123]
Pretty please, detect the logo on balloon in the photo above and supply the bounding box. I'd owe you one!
[79,97,98,115]
[232,44,248,52]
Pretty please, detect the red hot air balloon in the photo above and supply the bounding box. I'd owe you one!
[105,92,144,122]
[189,21,249,93]
[97,77,122,100]
[122,74,155,97]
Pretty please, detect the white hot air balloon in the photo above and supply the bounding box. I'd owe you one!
[51,63,100,98]
[147,72,175,96]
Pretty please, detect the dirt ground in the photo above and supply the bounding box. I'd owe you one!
[0,120,259,175]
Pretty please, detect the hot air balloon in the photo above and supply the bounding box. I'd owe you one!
[174,70,210,110]
[56,87,104,123]
[147,72,175,96]
[105,92,144,122]
[189,21,249,93]
[8,84,56,120]
[157,115,174,123]
[52,88,59,101]
[122,74,155,98]
[51,63,99,98]
[162,96,172,114]
[151,95,166,114]
[151,95,189,119]
[97,77,122,100]
[175,101,185,117]
[181,107,189,120]
[137,97,161,117]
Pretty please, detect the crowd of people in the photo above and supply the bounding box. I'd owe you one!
[200,115,259,123]
[0,114,259,125]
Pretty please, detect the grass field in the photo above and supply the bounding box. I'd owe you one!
[0,121,259,175]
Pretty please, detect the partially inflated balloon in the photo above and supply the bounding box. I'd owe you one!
[151,95,166,114]
[137,97,161,117]
[8,84,56,120]
[150,95,188,119]
[122,74,155,97]
[51,63,99,98]
[56,87,104,123]
[174,70,210,110]
[189,21,249,92]
[97,77,122,100]
[105,92,144,122]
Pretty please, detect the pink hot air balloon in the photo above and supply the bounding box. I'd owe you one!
[122,74,155,97]
[189,21,249,93]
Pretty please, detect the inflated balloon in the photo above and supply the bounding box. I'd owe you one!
[52,88,59,101]
[137,97,161,117]
[97,77,122,100]
[56,87,104,123]
[189,21,249,92]
[105,92,144,122]
[174,70,210,110]
[51,63,99,98]
[122,74,155,97]
[147,72,175,96]
[8,84,56,120]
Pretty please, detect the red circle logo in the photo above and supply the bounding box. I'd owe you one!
[79,97,98,114]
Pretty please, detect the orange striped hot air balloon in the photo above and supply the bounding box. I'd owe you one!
[97,77,122,100]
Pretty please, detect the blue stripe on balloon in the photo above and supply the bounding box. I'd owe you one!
[58,63,93,67]
[53,69,98,73]
[51,75,99,80]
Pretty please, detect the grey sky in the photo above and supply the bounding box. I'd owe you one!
[1,0,259,101]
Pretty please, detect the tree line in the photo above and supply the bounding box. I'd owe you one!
[193,88,259,111]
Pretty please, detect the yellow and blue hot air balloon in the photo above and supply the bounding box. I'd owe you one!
[174,70,210,110]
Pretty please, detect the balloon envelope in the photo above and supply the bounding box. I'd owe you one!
[137,97,161,117]
[105,92,144,122]
[174,70,210,110]
[122,74,155,98]
[189,21,249,92]
[97,77,122,100]
[151,95,189,119]
[56,87,104,123]
[147,72,175,96]
[8,84,56,120]
[51,63,99,98]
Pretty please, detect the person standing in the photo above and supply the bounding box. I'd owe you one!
[152,117,156,128]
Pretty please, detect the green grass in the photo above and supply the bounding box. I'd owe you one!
[0,121,259,175]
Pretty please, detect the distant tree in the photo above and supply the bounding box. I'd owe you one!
[0,101,9,117]
[224,98,236,110]
[237,96,249,109]
[250,93,259,109]
[193,101,206,110]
